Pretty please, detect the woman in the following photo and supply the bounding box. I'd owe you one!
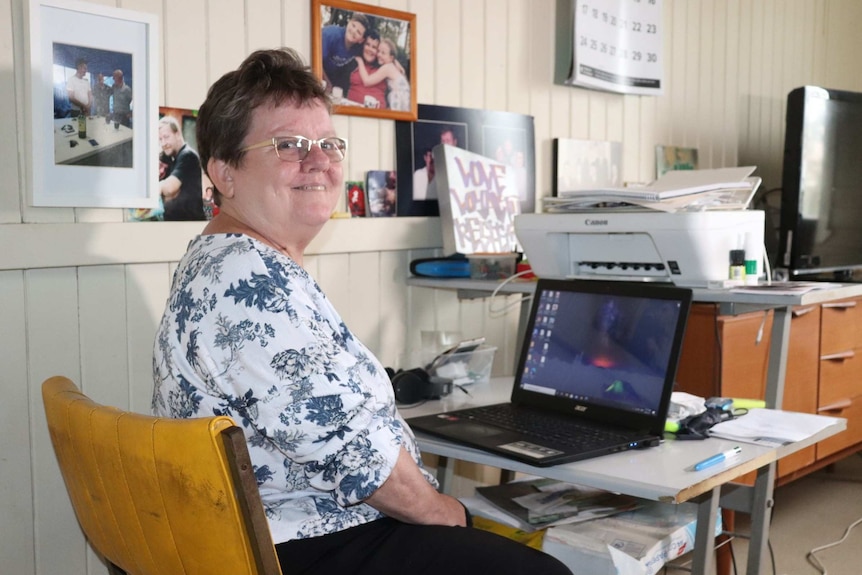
[151,48,571,575]
[355,38,411,111]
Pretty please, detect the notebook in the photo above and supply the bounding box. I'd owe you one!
[406,279,692,467]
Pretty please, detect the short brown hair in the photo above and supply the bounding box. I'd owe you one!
[196,48,329,202]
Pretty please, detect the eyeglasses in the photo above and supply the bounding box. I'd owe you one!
[240,136,348,163]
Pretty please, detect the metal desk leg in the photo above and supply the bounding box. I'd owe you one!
[765,305,792,409]
[691,487,720,575]
[435,455,455,493]
[746,462,776,575]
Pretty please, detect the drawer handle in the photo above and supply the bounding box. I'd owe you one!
[821,350,855,361]
[818,399,852,413]
[792,306,816,317]
[822,301,858,310]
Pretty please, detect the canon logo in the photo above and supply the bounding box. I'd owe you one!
[584,218,608,226]
[573,405,587,412]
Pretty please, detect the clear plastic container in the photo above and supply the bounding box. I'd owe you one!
[466,253,519,280]
[428,345,497,386]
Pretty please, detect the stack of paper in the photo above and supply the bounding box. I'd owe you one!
[709,408,844,447]
[546,167,759,213]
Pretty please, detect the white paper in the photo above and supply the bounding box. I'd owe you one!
[709,408,843,447]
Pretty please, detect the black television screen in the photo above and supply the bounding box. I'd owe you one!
[779,86,862,279]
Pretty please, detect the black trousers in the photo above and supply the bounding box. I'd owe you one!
[276,517,573,575]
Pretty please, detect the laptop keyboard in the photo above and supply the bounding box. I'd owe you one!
[462,404,635,449]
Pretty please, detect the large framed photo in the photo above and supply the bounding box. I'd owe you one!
[311,0,417,121]
[25,0,159,208]
[395,104,536,216]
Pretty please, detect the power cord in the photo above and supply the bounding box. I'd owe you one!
[806,515,862,575]
[487,270,535,318]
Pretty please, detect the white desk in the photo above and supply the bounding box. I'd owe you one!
[401,377,847,575]
[53,117,133,166]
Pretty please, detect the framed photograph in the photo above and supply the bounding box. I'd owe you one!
[25,0,158,208]
[129,107,215,222]
[365,170,397,217]
[311,0,417,121]
[655,145,698,178]
[395,104,536,216]
[345,180,366,217]
[552,138,623,196]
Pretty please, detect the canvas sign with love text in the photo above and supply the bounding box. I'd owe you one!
[434,144,522,255]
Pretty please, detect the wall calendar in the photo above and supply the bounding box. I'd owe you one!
[556,0,663,96]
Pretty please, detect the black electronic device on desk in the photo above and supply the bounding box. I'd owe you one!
[779,86,862,281]
[407,278,693,467]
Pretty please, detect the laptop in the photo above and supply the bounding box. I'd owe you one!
[406,279,692,467]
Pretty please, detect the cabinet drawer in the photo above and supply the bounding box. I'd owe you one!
[821,298,862,354]
[817,394,862,458]
[819,350,862,407]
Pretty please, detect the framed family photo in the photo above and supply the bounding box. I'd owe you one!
[395,104,536,216]
[311,0,417,121]
[25,0,159,208]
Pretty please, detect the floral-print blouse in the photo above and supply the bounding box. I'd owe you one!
[152,234,435,544]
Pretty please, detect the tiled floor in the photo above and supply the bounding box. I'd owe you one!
[723,453,862,575]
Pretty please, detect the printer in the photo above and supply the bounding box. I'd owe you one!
[514,210,765,287]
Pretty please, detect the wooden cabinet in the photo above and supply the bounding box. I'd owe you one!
[676,298,862,483]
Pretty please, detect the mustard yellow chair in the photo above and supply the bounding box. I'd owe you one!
[41,376,281,575]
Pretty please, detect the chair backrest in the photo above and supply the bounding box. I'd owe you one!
[41,376,281,575]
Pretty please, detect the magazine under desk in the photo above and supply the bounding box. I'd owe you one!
[402,377,846,575]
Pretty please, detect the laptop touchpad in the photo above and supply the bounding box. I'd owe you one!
[451,422,507,438]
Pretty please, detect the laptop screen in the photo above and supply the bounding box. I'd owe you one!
[516,280,690,420]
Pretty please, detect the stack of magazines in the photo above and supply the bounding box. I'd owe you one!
[472,477,642,532]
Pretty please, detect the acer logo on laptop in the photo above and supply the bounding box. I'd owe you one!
[573,405,588,412]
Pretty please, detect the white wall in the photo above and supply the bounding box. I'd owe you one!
[3,0,862,573]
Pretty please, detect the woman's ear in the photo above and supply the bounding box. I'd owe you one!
[208,158,235,198]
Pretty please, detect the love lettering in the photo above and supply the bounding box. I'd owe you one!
[447,157,520,253]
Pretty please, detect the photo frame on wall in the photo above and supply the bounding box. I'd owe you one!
[395,104,536,216]
[311,0,417,121]
[25,0,159,208]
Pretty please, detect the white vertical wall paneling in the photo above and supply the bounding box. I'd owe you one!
[316,252,351,322]
[0,271,35,575]
[664,0,685,147]
[587,92,609,140]
[377,250,409,368]
[0,0,21,224]
[433,0,461,106]
[711,0,730,169]
[460,1,485,108]
[126,263,171,413]
[723,0,741,171]
[164,0,208,109]
[735,0,754,168]
[696,0,724,168]
[506,0,530,115]
[79,265,130,409]
[529,0,554,200]
[27,268,85,575]
[348,251,382,355]
[246,0,283,53]
[810,0,827,88]
[823,0,862,90]
[409,0,435,106]
[620,95,639,183]
[282,0,312,62]
[682,1,700,149]
[483,0,508,112]
[346,117,381,183]
[207,0,246,88]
